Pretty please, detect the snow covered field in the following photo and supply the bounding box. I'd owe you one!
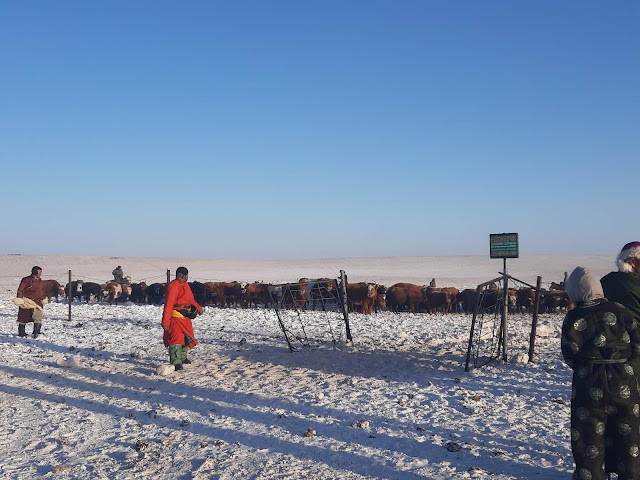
[0,254,618,479]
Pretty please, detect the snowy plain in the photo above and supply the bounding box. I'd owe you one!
[0,253,618,479]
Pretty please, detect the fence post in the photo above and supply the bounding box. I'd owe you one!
[67,270,72,322]
[339,270,352,342]
[528,276,542,362]
[167,269,171,284]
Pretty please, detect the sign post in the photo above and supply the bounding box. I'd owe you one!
[489,233,519,362]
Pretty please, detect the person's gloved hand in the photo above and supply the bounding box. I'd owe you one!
[162,324,169,332]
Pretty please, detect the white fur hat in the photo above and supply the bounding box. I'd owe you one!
[617,241,640,273]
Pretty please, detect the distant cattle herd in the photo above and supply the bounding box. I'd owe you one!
[40,276,572,315]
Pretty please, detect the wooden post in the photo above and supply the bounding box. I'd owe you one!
[67,270,72,322]
[528,276,543,362]
[167,269,171,284]
[340,270,352,342]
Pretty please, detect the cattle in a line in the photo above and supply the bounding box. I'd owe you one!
[146,283,166,305]
[42,280,64,302]
[66,280,103,302]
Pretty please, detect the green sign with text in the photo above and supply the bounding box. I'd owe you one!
[490,233,519,258]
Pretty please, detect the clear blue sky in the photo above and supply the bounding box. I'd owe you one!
[1,1,638,259]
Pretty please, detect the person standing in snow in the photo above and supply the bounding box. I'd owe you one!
[562,266,640,480]
[161,266,203,371]
[15,266,46,338]
[601,241,640,324]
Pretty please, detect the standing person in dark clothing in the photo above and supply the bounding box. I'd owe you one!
[15,266,46,338]
[562,266,640,480]
[601,241,640,322]
[161,267,203,371]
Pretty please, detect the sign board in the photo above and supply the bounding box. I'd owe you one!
[490,233,519,259]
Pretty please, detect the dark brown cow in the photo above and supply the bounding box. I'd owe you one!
[42,280,64,302]
[373,284,387,313]
[145,283,166,305]
[346,282,377,314]
[442,287,459,312]
[516,288,536,313]
[424,287,451,314]
[386,283,424,314]
[541,289,573,313]
[457,288,477,313]
[244,282,271,308]
[129,282,147,303]
[203,281,224,306]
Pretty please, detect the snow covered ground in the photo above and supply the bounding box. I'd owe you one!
[0,254,618,479]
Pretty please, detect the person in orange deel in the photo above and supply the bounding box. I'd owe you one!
[162,266,203,371]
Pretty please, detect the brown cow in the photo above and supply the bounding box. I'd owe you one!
[442,287,459,313]
[244,282,271,308]
[386,283,425,314]
[346,282,377,314]
[373,284,387,313]
[104,282,132,305]
[516,288,536,313]
[42,279,64,302]
[424,287,451,314]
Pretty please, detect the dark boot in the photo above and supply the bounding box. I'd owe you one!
[32,323,42,338]
[18,323,27,337]
[182,358,192,364]
[174,363,183,371]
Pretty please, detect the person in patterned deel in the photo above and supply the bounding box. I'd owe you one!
[562,266,640,480]
[161,266,203,371]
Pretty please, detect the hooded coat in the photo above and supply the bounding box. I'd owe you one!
[562,266,640,480]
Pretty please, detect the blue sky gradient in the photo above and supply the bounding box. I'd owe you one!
[1,1,638,259]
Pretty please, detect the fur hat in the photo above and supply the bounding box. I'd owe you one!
[617,241,640,273]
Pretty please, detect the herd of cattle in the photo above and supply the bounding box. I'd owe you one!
[39,277,572,315]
